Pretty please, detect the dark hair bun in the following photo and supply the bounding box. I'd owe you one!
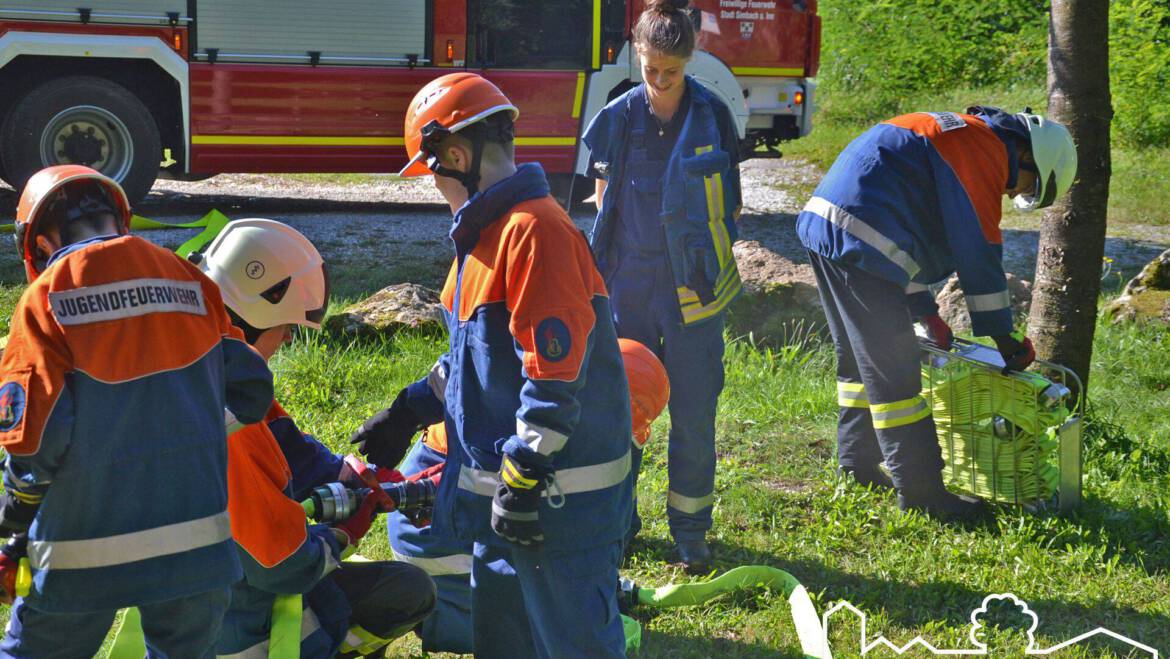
[648,0,689,11]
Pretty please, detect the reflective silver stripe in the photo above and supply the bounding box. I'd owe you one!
[30,512,231,570]
[492,503,539,521]
[668,490,715,514]
[905,282,930,295]
[803,197,921,278]
[217,606,320,658]
[965,290,1012,313]
[457,450,630,498]
[318,535,339,578]
[427,359,447,403]
[391,549,473,576]
[870,396,932,429]
[516,419,568,456]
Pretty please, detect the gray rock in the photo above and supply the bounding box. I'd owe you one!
[325,283,446,338]
[936,273,1033,333]
[725,240,825,345]
[1103,248,1170,324]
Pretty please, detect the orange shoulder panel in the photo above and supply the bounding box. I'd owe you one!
[501,197,604,382]
[455,220,509,322]
[440,259,458,315]
[226,403,309,568]
[0,284,71,456]
[886,113,1008,244]
[43,236,232,383]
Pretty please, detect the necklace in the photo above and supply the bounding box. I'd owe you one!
[646,95,674,137]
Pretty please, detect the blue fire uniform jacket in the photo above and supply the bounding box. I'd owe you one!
[0,235,273,613]
[797,110,1027,337]
[583,77,743,326]
[401,163,634,551]
[217,400,351,657]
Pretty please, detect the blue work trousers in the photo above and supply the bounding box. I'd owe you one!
[609,252,724,542]
[1,587,230,659]
[808,251,945,491]
[470,540,625,658]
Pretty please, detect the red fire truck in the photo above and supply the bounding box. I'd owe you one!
[0,1,820,203]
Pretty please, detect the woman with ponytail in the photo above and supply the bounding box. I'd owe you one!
[582,0,742,573]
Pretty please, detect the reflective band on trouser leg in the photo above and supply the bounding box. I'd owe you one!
[836,381,869,408]
[870,395,931,429]
[390,550,473,576]
[458,450,631,498]
[667,490,714,514]
[340,624,399,656]
[28,512,231,570]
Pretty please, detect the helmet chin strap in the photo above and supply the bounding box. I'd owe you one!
[429,126,488,198]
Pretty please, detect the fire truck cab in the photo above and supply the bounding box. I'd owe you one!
[0,0,819,203]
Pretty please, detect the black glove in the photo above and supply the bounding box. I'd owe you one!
[993,331,1036,374]
[491,454,547,547]
[0,493,37,538]
[349,388,423,469]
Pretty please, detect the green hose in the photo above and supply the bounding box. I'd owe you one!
[923,357,1071,503]
[623,565,830,658]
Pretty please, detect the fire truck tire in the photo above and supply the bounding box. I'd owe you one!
[1,75,162,204]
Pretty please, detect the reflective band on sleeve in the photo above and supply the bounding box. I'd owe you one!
[318,535,340,579]
[427,359,448,403]
[836,381,869,409]
[965,290,1012,313]
[391,549,473,576]
[340,624,395,656]
[667,490,715,514]
[516,418,568,456]
[458,450,630,498]
[870,396,932,429]
[905,282,930,295]
[803,197,921,278]
[28,511,231,570]
[492,503,539,521]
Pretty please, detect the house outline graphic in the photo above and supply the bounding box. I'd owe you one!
[818,593,1161,657]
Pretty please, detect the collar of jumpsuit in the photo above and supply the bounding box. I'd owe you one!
[448,162,550,254]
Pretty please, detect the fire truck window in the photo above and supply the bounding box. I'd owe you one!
[470,0,592,69]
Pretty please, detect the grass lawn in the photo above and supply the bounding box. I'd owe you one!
[0,90,1166,655]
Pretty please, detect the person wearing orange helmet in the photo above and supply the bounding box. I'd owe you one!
[385,339,668,653]
[351,72,635,657]
[0,165,274,657]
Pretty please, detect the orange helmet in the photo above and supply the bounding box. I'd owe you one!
[15,165,131,282]
[620,339,670,447]
[399,72,518,178]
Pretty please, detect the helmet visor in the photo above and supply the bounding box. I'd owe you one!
[305,263,330,326]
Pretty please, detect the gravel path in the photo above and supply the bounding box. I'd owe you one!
[2,159,1164,289]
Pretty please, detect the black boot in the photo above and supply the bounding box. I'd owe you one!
[674,538,713,574]
[897,485,988,523]
[839,464,895,491]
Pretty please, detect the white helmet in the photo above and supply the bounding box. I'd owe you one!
[197,219,329,330]
[1013,112,1077,211]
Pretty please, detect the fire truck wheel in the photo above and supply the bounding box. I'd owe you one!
[1,75,162,204]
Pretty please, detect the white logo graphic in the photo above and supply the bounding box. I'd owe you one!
[740,21,754,39]
[819,593,1160,657]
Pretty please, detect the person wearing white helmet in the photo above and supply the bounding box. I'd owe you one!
[194,219,436,658]
[796,106,1076,522]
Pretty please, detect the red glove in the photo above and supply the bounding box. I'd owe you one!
[921,313,953,350]
[993,331,1036,374]
[341,455,395,513]
[333,491,379,547]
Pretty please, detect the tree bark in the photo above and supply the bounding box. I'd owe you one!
[1027,0,1112,396]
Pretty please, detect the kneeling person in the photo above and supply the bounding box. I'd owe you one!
[195,219,436,657]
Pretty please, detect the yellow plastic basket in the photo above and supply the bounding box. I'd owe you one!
[920,338,1083,510]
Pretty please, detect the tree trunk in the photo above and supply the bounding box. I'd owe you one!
[1027,0,1112,397]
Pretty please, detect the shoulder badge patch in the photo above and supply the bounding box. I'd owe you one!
[0,381,27,433]
[535,317,571,363]
[927,111,967,132]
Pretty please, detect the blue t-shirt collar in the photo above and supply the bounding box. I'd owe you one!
[45,234,123,268]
